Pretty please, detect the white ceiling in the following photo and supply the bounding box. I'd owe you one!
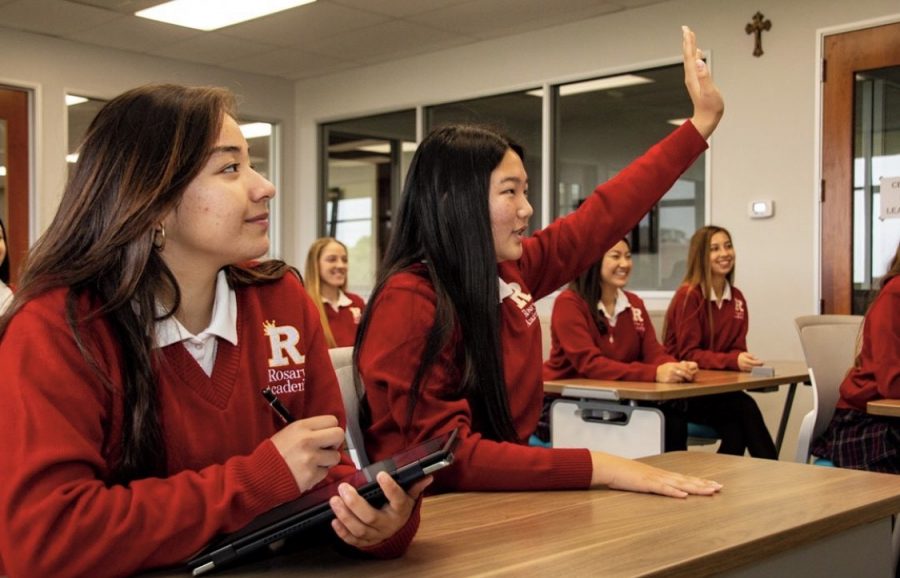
[0,0,671,80]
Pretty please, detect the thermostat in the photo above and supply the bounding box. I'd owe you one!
[748,200,774,219]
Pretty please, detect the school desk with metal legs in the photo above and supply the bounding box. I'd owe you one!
[543,361,809,457]
[152,452,900,577]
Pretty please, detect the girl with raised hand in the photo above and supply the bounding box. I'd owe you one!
[356,27,725,496]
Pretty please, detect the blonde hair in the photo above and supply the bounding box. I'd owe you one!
[304,237,348,348]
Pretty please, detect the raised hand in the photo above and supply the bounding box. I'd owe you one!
[683,25,724,139]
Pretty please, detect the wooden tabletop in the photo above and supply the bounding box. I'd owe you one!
[867,399,900,417]
[172,451,900,578]
[543,360,809,401]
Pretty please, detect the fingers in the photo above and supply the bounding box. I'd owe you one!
[329,472,421,548]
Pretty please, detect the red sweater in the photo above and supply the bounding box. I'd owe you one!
[664,283,749,370]
[0,273,417,578]
[325,291,366,347]
[359,122,707,492]
[837,276,900,411]
[543,289,674,382]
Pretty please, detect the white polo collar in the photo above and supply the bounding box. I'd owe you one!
[154,269,238,348]
[706,281,732,309]
[597,289,630,326]
[323,289,352,312]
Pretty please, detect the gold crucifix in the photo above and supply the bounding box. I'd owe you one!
[745,12,772,57]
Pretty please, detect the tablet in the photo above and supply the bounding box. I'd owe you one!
[187,428,459,576]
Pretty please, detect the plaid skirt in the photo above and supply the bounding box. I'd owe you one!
[810,408,900,473]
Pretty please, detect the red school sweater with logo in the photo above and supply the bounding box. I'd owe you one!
[325,291,366,347]
[663,283,749,370]
[543,289,674,382]
[359,121,708,493]
[0,272,417,578]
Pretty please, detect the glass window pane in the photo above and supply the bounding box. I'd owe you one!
[322,110,416,292]
[426,91,543,230]
[555,64,702,292]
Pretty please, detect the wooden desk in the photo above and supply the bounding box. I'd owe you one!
[868,399,900,417]
[163,452,900,577]
[545,360,809,455]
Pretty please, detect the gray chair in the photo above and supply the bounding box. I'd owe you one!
[327,346,369,468]
[793,314,863,464]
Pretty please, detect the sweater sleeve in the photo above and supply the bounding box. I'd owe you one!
[873,281,900,399]
[518,122,708,300]
[665,286,740,370]
[360,281,592,493]
[0,300,301,578]
[551,291,657,382]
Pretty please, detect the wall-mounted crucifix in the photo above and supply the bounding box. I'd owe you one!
[745,11,772,57]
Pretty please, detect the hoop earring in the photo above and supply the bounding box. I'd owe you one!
[153,224,166,251]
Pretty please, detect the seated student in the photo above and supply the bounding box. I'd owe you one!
[0,84,425,578]
[356,27,724,496]
[663,225,777,459]
[0,217,11,314]
[305,237,366,348]
[811,242,900,473]
[543,238,698,451]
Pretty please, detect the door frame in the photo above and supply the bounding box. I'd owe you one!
[0,79,37,286]
[816,16,900,314]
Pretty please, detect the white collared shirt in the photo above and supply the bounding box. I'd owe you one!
[597,289,630,327]
[707,281,733,310]
[322,289,352,312]
[0,280,11,315]
[154,270,238,376]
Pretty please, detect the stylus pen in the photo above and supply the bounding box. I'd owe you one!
[261,387,295,424]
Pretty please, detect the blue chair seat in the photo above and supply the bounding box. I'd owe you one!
[687,422,719,439]
[528,434,552,448]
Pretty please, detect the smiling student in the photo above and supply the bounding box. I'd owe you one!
[543,238,697,451]
[305,237,366,348]
[355,27,725,496]
[663,225,777,458]
[0,85,424,578]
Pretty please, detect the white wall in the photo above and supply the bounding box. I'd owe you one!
[0,28,296,257]
[293,0,900,458]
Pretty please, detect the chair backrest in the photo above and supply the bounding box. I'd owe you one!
[647,310,666,337]
[794,314,863,463]
[539,314,553,361]
[328,346,369,468]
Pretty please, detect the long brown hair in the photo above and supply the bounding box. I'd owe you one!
[304,237,348,348]
[0,84,288,483]
[668,225,735,339]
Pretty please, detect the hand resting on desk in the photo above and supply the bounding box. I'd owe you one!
[656,361,699,383]
[590,452,723,498]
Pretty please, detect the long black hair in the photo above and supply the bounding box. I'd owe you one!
[355,124,522,442]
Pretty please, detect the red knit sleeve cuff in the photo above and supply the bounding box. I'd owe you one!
[234,438,300,513]
[548,448,594,489]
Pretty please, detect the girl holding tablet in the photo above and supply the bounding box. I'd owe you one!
[663,225,777,458]
[543,238,697,451]
[0,85,423,578]
[356,27,725,495]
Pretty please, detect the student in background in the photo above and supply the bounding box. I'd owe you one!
[663,225,777,459]
[543,238,697,451]
[356,27,724,496]
[811,242,900,473]
[0,217,11,314]
[305,237,366,348]
[0,84,424,578]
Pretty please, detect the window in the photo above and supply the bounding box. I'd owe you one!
[426,90,543,230]
[320,110,416,292]
[554,64,702,291]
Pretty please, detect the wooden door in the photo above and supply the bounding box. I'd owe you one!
[0,86,29,286]
[821,22,900,313]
